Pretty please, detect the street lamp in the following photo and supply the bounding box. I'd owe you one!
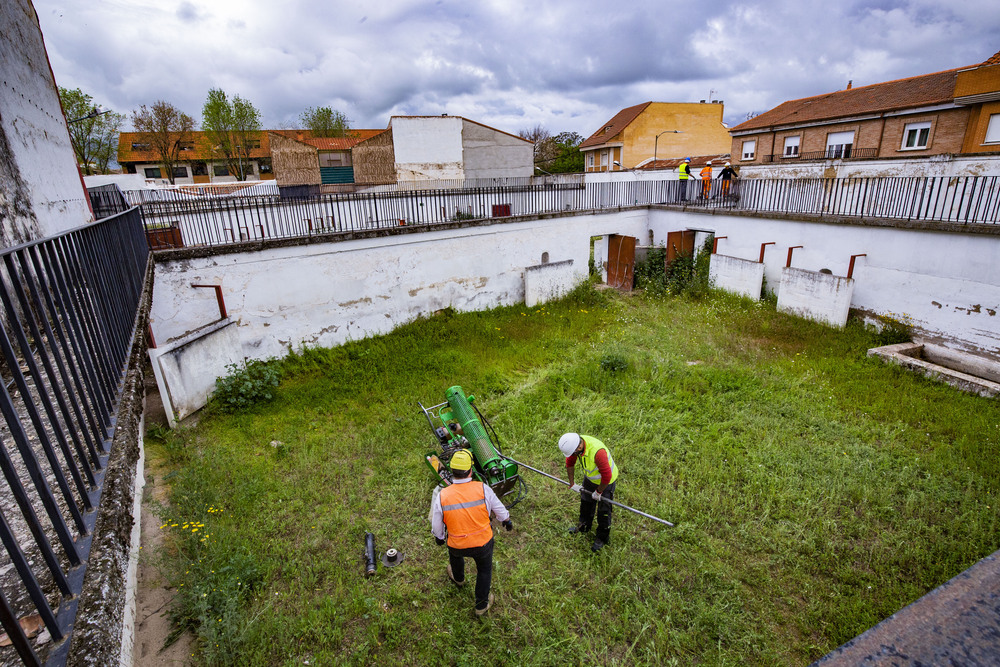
[654,130,684,166]
[68,106,112,124]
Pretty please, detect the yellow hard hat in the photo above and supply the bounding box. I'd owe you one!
[450,449,473,471]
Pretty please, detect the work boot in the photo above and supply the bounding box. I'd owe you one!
[475,592,495,616]
[447,563,465,587]
[591,538,606,553]
[568,523,590,535]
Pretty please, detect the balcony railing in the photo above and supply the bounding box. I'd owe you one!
[761,147,879,163]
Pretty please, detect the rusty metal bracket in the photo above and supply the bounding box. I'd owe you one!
[191,284,228,319]
[847,253,867,280]
[712,236,727,253]
[759,242,775,263]
[146,324,157,349]
[786,246,803,268]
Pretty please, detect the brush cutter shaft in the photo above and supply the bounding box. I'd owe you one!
[503,456,675,528]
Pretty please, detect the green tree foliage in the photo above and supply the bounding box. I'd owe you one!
[299,106,351,138]
[546,131,585,173]
[59,87,125,175]
[202,89,263,181]
[131,101,195,184]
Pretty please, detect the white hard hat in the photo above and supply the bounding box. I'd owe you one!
[558,433,581,457]
[706,160,713,165]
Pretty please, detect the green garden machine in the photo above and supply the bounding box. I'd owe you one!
[419,385,526,506]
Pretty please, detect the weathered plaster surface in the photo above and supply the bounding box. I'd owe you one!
[777,267,854,328]
[709,254,764,299]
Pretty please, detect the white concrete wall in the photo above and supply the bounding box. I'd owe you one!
[148,320,243,426]
[710,254,764,299]
[777,267,855,328]
[150,210,649,364]
[391,116,465,181]
[525,259,575,307]
[1,0,93,246]
[650,208,1000,356]
[462,119,533,179]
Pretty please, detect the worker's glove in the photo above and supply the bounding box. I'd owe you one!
[435,537,446,546]
[570,484,583,494]
[591,490,603,502]
[502,519,513,532]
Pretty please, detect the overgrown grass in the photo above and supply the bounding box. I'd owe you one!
[146,284,1000,666]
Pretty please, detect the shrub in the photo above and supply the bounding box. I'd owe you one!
[599,352,629,373]
[634,245,668,294]
[873,312,913,346]
[212,358,281,412]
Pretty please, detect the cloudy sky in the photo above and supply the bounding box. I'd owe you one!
[33,0,1000,138]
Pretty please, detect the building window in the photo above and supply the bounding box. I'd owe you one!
[131,142,150,151]
[144,167,161,178]
[320,152,350,167]
[258,158,272,174]
[213,164,230,177]
[192,161,208,176]
[783,136,800,157]
[985,114,1000,144]
[826,131,855,158]
[601,151,608,167]
[741,140,756,160]
[172,166,188,179]
[246,139,261,149]
[587,153,594,167]
[901,122,931,150]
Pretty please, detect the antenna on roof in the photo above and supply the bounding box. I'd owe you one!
[847,80,853,90]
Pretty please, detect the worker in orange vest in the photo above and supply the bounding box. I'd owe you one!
[430,449,512,615]
[700,161,714,199]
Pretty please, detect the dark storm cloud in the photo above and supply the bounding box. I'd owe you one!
[33,0,1000,138]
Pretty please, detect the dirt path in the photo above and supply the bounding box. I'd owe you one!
[132,371,194,666]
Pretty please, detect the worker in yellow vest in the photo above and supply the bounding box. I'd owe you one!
[559,433,619,552]
[678,157,693,202]
[430,449,512,615]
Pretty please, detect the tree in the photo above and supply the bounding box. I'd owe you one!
[59,87,125,175]
[131,101,195,184]
[518,125,554,166]
[202,89,263,181]
[538,131,584,174]
[299,106,351,138]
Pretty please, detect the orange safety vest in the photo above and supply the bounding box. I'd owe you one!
[440,481,493,548]
[700,165,713,179]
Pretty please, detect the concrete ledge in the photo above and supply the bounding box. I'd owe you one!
[868,342,1000,397]
[813,549,1000,666]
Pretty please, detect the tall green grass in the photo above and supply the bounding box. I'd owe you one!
[146,284,1000,666]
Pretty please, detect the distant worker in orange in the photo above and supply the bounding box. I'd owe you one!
[700,160,714,199]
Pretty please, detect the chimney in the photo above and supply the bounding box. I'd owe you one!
[847,80,852,90]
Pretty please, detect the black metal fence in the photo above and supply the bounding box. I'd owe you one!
[86,184,130,220]
[0,208,149,665]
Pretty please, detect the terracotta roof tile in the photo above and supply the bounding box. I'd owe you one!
[732,68,962,133]
[580,102,652,149]
[637,154,730,170]
[118,129,385,162]
[984,50,1000,66]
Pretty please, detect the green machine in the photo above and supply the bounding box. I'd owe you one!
[419,385,524,505]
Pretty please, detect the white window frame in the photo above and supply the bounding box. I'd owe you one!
[587,153,595,167]
[783,136,800,157]
[826,131,855,159]
[985,114,1000,144]
[601,150,608,167]
[901,122,931,150]
[741,139,756,160]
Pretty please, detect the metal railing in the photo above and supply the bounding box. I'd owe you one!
[0,208,149,665]
[126,175,1000,251]
[86,184,130,220]
[761,147,879,162]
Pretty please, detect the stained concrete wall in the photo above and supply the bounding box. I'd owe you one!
[462,119,533,180]
[777,267,855,327]
[650,207,1000,358]
[391,116,465,181]
[150,210,649,419]
[1,0,93,247]
[148,320,242,426]
[709,254,764,299]
[740,154,1000,179]
[524,259,575,307]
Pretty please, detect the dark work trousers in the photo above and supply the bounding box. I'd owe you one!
[448,537,495,610]
[580,479,616,543]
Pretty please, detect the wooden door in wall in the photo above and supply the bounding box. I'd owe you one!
[607,234,636,290]
[666,230,696,266]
